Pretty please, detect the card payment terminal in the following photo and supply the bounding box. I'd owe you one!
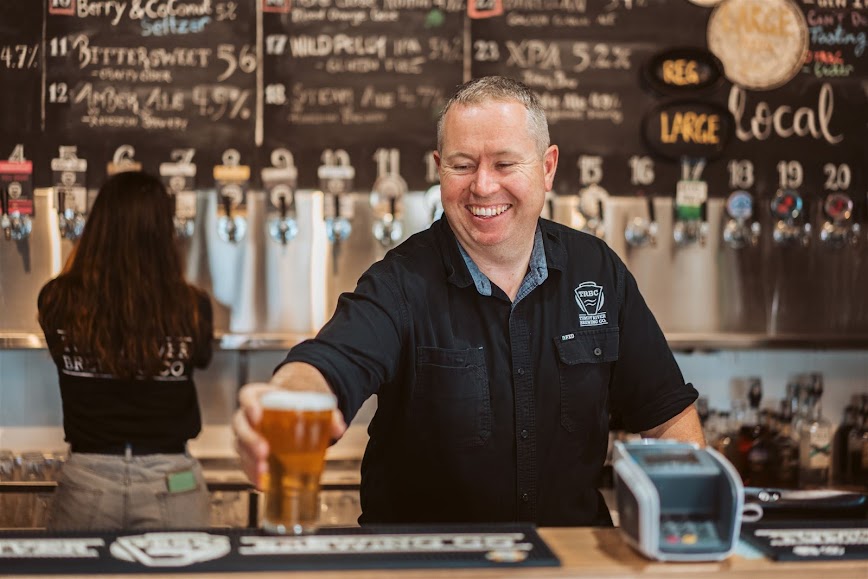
[613,439,744,561]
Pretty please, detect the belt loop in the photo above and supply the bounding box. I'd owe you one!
[124,443,132,462]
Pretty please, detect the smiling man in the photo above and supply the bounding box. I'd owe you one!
[233,76,703,527]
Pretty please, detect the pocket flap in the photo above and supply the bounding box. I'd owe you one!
[554,327,620,364]
[416,346,484,367]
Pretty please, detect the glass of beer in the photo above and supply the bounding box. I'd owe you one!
[258,390,336,534]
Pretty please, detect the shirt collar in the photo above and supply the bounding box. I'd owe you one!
[438,216,568,288]
[451,222,549,301]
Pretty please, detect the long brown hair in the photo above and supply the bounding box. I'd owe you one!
[39,171,205,378]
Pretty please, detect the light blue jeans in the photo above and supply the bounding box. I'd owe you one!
[47,451,210,531]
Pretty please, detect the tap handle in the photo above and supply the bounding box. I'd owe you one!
[279,194,287,220]
[221,194,232,218]
[0,186,7,216]
[597,199,604,222]
[389,196,397,218]
[547,198,554,220]
[646,195,656,223]
[333,193,341,219]
[700,200,707,222]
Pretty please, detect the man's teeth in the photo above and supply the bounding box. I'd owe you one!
[470,205,510,217]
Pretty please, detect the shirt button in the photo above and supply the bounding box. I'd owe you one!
[593,347,602,356]
[521,493,529,503]
[520,429,529,439]
[517,368,524,375]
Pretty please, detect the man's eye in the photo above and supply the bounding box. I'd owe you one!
[496,163,514,169]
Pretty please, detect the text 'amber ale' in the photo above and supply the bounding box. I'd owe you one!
[258,390,335,534]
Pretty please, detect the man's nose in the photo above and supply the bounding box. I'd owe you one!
[471,166,499,196]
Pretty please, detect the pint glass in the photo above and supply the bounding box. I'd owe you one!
[258,390,336,534]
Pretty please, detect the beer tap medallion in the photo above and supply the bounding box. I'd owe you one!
[770,189,803,222]
[726,190,754,221]
[823,192,853,223]
[707,0,808,91]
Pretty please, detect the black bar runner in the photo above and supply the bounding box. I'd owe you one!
[0,523,559,574]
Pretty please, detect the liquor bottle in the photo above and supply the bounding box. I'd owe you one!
[798,374,832,488]
[738,378,771,486]
[833,404,858,485]
[847,408,868,488]
[772,403,799,489]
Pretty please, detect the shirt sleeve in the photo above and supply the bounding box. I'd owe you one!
[609,260,698,433]
[277,265,406,424]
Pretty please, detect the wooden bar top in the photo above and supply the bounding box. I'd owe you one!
[5,527,867,579]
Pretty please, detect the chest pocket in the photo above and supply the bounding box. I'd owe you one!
[412,346,491,449]
[555,327,619,449]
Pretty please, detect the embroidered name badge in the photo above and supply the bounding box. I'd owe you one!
[574,281,608,327]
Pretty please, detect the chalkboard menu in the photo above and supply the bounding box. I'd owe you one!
[0,1,44,163]
[261,0,465,189]
[2,0,867,203]
[39,0,257,187]
[471,0,709,193]
[469,0,867,199]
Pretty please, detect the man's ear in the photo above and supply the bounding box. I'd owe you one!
[433,151,442,169]
[543,145,559,190]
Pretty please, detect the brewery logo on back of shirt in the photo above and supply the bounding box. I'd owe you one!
[574,281,607,327]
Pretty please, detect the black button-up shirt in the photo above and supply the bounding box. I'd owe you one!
[282,216,697,526]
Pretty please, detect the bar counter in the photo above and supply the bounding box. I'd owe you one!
[5,527,867,579]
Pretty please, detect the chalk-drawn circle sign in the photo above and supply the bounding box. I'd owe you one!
[707,0,808,91]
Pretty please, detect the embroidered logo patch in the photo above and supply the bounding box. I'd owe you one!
[574,281,607,327]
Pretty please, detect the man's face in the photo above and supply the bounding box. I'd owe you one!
[434,100,558,257]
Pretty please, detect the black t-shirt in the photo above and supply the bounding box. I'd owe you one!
[38,284,213,450]
[283,216,698,527]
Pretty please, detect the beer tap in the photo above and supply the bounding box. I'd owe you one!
[624,193,658,248]
[771,189,810,247]
[371,148,406,249]
[722,190,761,249]
[262,149,299,246]
[213,149,250,244]
[1,187,10,240]
[672,156,709,247]
[0,146,34,241]
[673,200,708,246]
[51,146,88,242]
[319,149,355,273]
[424,184,444,223]
[160,149,198,239]
[819,192,859,249]
[577,183,607,239]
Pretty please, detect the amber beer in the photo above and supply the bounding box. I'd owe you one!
[258,390,335,534]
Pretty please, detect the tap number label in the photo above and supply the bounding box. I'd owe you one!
[265,34,288,56]
[776,160,803,189]
[727,159,755,189]
[578,155,603,186]
[822,163,851,192]
[628,155,655,186]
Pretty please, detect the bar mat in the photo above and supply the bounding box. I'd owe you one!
[0,523,559,574]
[741,520,868,561]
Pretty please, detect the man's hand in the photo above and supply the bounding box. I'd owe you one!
[232,362,348,488]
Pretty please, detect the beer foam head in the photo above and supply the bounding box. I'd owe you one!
[261,390,336,412]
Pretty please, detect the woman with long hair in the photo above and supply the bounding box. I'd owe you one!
[38,171,213,530]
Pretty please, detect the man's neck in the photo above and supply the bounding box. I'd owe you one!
[463,237,534,302]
